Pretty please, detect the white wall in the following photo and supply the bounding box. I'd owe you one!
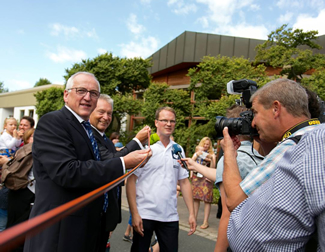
[0,108,14,131]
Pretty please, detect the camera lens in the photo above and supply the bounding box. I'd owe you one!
[215,116,243,139]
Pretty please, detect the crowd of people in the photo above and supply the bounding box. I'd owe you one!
[0,72,324,252]
[0,116,35,251]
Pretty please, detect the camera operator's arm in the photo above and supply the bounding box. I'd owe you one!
[210,153,216,168]
[190,152,199,178]
[221,127,248,212]
[180,158,216,182]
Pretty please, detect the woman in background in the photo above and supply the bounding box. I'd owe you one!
[191,137,216,229]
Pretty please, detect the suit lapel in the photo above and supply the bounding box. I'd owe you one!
[61,107,95,159]
[92,129,115,151]
[103,136,116,152]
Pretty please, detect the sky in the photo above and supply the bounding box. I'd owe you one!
[1,0,325,92]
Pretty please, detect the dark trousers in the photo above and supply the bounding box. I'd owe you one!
[7,188,35,252]
[7,188,34,228]
[131,219,179,252]
[96,213,110,252]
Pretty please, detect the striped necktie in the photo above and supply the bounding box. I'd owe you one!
[82,121,100,160]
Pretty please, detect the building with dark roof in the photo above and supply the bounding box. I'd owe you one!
[148,31,325,87]
[128,31,325,130]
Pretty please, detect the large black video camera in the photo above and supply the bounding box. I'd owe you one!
[215,79,258,139]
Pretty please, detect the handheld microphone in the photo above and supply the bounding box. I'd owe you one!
[171,143,188,171]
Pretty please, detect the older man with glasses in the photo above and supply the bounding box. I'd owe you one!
[24,72,151,252]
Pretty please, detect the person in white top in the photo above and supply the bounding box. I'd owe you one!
[127,107,196,252]
[0,118,21,157]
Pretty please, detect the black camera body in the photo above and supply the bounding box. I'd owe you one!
[215,79,258,139]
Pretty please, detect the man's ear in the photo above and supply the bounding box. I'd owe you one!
[272,100,281,118]
[63,90,69,103]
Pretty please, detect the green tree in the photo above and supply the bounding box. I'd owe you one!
[64,53,152,95]
[301,67,325,101]
[188,56,268,101]
[255,24,325,82]
[141,82,191,147]
[111,93,144,132]
[34,87,64,117]
[34,78,51,87]
[185,55,268,154]
[0,81,8,93]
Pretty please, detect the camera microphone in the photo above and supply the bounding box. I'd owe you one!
[171,143,188,171]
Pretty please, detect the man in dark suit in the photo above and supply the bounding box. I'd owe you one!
[89,94,150,252]
[24,72,150,252]
[90,100,150,252]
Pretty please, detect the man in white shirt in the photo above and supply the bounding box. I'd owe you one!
[127,107,196,252]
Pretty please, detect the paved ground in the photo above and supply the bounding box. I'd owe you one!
[109,187,220,251]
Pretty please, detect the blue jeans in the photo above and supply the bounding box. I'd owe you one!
[128,212,132,226]
[0,208,8,231]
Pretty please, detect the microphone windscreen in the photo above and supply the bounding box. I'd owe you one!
[172,143,182,155]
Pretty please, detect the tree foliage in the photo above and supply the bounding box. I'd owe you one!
[34,78,51,87]
[34,87,64,117]
[182,56,269,154]
[64,53,152,95]
[186,55,268,148]
[142,82,191,130]
[255,24,325,81]
[301,67,325,101]
[188,56,268,101]
[35,53,151,129]
[0,81,8,93]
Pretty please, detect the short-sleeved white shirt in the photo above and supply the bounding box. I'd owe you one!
[133,140,188,222]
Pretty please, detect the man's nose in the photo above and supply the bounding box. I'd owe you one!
[83,91,91,100]
[102,114,109,120]
[251,118,256,128]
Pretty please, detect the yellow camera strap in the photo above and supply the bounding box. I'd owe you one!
[281,118,320,141]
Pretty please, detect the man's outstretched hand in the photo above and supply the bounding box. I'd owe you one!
[123,148,152,169]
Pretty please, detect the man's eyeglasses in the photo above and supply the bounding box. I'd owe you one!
[157,119,176,125]
[68,87,100,99]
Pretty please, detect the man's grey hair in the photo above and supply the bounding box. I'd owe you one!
[250,79,310,118]
[65,72,101,92]
[99,94,114,110]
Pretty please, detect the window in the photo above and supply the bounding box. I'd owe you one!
[20,110,25,120]
[29,110,34,118]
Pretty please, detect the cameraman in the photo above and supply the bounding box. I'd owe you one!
[222,78,324,251]
[181,105,264,252]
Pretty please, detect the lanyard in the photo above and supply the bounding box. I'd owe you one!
[281,118,320,141]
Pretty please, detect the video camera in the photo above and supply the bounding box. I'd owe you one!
[215,79,258,139]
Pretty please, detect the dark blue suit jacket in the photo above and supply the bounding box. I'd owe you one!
[24,106,124,252]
